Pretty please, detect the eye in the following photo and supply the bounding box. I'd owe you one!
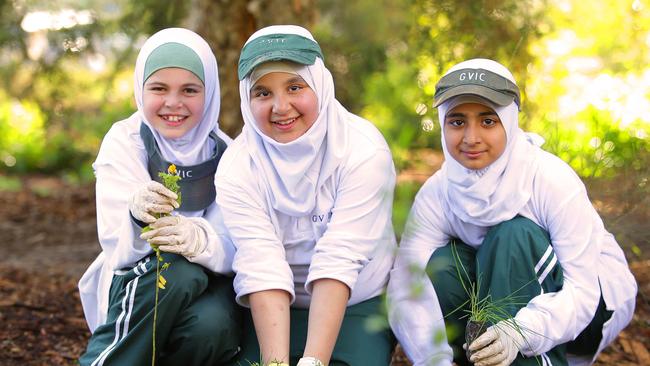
[288,84,303,92]
[446,119,464,127]
[251,87,270,98]
[147,85,165,92]
[482,118,500,127]
[184,87,201,94]
[256,90,270,98]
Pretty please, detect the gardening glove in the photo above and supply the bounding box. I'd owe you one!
[297,357,325,366]
[467,320,525,366]
[128,181,180,224]
[140,215,207,258]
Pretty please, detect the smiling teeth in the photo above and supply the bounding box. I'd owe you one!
[274,118,295,125]
[165,115,184,122]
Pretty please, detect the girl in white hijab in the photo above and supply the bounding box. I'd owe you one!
[387,58,637,366]
[78,28,241,365]
[215,25,397,366]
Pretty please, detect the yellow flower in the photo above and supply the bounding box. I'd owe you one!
[158,274,167,289]
[167,164,177,175]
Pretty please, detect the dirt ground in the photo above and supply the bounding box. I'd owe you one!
[0,168,648,365]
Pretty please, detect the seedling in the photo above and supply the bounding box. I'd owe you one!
[448,241,537,363]
[142,164,181,366]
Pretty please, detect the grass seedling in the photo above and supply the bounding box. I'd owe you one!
[448,240,539,363]
[243,358,287,366]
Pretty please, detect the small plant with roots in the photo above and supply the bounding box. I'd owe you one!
[448,241,536,363]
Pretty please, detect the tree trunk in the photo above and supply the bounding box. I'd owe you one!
[186,0,317,138]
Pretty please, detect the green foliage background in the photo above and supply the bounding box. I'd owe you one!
[0,1,648,237]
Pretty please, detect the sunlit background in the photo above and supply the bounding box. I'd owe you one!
[1,0,648,251]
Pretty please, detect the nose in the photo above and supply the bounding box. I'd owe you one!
[272,94,290,114]
[463,123,480,144]
[164,93,183,108]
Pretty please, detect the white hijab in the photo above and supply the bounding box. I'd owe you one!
[239,25,349,216]
[133,27,221,166]
[438,91,541,227]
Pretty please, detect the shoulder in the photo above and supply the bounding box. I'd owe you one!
[215,133,260,194]
[342,114,393,169]
[529,148,589,215]
[533,148,585,193]
[415,172,447,209]
[347,114,391,151]
[95,114,146,166]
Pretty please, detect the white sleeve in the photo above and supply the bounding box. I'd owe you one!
[515,179,601,356]
[184,203,236,275]
[305,147,395,293]
[93,128,154,271]
[215,174,295,306]
[387,177,454,366]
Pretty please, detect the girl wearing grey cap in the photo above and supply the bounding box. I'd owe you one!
[388,58,636,366]
[78,28,241,365]
[215,25,397,366]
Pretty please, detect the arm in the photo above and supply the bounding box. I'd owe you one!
[387,175,454,366]
[250,289,292,364]
[511,160,603,355]
[302,279,350,365]
[513,184,601,355]
[93,122,157,270]
[215,155,296,360]
[181,205,236,275]
[215,172,295,305]
[306,147,396,296]
[301,144,395,364]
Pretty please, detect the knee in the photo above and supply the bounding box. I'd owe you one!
[483,216,549,255]
[427,245,459,288]
[184,302,241,349]
[427,243,474,312]
[159,254,208,297]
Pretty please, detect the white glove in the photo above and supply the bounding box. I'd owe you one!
[467,320,525,366]
[140,215,207,258]
[297,357,325,366]
[129,181,179,224]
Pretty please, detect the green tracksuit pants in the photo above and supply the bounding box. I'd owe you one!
[79,253,242,366]
[427,216,611,366]
[230,296,395,366]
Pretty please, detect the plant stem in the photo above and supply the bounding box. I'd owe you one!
[152,248,161,366]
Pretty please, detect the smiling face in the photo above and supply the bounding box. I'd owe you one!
[443,102,507,170]
[249,71,319,143]
[142,67,205,139]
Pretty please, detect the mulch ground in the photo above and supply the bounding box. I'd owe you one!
[0,174,648,365]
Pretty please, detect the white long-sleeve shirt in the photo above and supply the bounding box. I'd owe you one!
[215,117,397,308]
[78,115,236,331]
[388,150,637,366]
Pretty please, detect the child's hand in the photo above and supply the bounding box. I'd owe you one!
[140,215,207,258]
[129,181,180,223]
[468,320,525,366]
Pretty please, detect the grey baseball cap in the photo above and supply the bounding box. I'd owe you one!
[434,68,521,109]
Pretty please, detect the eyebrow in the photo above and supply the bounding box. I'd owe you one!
[250,84,267,93]
[445,111,499,118]
[286,76,307,84]
[145,80,203,88]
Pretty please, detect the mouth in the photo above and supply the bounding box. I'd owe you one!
[462,150,486,159]
[160,114,188,127]
[270,117,298,131]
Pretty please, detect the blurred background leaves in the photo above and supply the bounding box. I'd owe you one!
[1,0,648,243]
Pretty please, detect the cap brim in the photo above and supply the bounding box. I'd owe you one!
[238,50,317,80]
[433,85,514,108]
